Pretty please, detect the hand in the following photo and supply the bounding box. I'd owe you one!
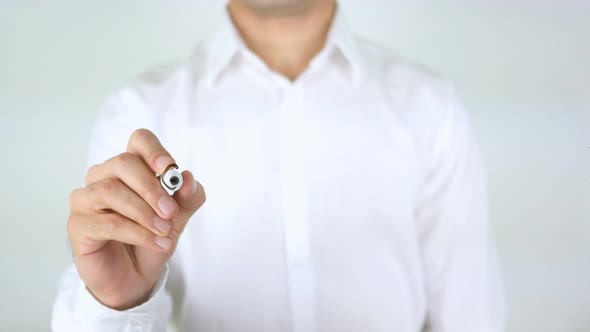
[67,129,206,310]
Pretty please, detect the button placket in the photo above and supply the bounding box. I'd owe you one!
[277,86,316,332]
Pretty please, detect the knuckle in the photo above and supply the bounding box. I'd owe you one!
[130,128,153,146]
[144,181,161,203]
[86,219,101,238]
[85,164,100,184]
[121,189,134,207]
[123,194,151,225]
[101,215,123,235]
[92,178,119,197]
[113,152,136,171]
[68,188,82,209]
[137,207,155,227]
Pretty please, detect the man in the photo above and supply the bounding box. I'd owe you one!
[52,0,504,331]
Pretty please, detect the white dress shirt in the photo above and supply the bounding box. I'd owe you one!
[52,7,504,332]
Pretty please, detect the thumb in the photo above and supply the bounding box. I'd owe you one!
[170,170,206,239]
[133,170,205,271]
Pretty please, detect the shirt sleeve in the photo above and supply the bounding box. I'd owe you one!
[416,85,505,331]
[51,89,174,332]
[51,264,172,332]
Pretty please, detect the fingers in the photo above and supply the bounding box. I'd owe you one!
[169,171,207,238]
[126,128,175,174]
[68,212,174,256]
[86,152,179,220]
[76,129,206,247]
[70,178,173,237]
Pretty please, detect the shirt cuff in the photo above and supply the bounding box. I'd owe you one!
[73,265,172,332]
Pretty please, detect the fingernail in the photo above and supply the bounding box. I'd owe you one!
[192,181,198,195]
[155,156,174,171]
[158,195,177,216]
[155,237,173,250]
[154,217,171,234]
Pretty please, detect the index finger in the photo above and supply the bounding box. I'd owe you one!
[126,128,175,174]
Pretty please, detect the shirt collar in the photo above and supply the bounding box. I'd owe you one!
[200,4,363,87]
[322,5,363,86]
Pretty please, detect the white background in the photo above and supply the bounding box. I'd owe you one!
[0,1,588,331]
